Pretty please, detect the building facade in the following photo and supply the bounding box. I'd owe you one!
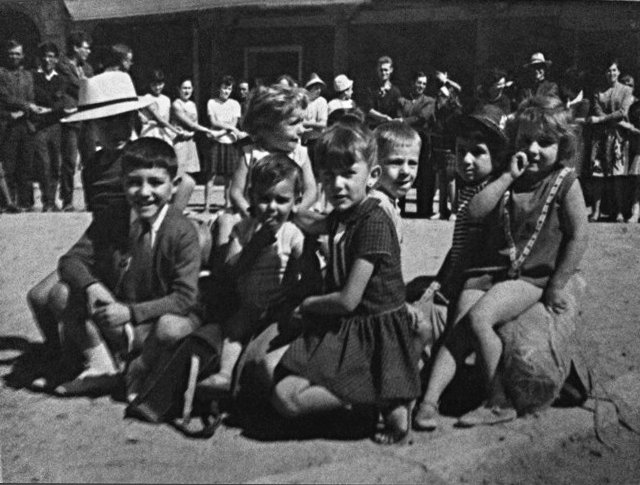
[2,1,640,106]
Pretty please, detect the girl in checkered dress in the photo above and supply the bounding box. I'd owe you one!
[272,121,421,445]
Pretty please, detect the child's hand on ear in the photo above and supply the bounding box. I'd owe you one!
[509,152,529,179]
[544,286,569,314]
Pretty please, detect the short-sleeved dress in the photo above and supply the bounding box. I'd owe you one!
[277,197,421,406]
[171,98,201,175]
[207,97,241,176]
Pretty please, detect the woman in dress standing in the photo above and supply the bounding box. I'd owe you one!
[587,58,634,222]
[206,75,244,211]
[171,76,221,188]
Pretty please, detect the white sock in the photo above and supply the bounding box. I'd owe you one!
[84,342,118,375]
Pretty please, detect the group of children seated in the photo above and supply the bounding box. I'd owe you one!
[25,70,588,445]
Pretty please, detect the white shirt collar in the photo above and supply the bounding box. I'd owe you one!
[130,203,170,247]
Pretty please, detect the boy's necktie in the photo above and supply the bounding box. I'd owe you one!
[120,219,154,304]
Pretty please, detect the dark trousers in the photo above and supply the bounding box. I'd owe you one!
[33,123,62,207]
[60,123,80,206]
[415,140,436,217]
[1,121,34,208]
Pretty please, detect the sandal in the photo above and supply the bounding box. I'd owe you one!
[373,401,414,445]
[457,404,516,428]
[414,400,441,431]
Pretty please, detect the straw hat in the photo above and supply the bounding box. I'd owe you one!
[333,74,353,93]
[524,52,552,68]
[304,72,326,90]
[62,71,154,123]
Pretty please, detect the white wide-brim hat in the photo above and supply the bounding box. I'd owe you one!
[62,71,154,123]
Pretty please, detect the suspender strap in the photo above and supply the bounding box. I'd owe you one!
[501,167,573,278]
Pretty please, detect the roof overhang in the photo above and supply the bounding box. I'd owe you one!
[63,0,369,21]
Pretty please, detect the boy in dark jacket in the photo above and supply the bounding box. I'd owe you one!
[56,137,202,398]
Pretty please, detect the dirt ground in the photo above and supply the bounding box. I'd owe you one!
[1,200,640,483]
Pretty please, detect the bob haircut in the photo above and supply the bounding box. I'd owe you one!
[314,120,377,172]
[511,95,576,164]
[242,84,308,140]
[120,137,178,179]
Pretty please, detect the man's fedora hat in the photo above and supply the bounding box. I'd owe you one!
[524,52,552,69]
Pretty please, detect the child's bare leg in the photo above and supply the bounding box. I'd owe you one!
[415,289,484,430]
[27,271,63,356]
[457,280,542,427]
[272,375,344,418]
[467,279,542,390]
[199,305,262,392]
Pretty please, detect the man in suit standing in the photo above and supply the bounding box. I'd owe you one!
[57,31,93,212]
[0,39,46,211]
[400,71,436,217]
[520,52,559,101]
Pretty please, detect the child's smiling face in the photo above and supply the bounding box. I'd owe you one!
[124,167,176,223]
[261,108,305,153]
[378,142,420,198]
[456,136,494,183]
[322,158,380,212]
[516,123,559,172]
[251,177,297,233]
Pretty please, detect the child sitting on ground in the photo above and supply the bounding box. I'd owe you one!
[197,153,305,393]
[272,121,422,445]
[55,137,202,398]
[370,121,420,242]
[416,96,588,430]
[414,104,509,428]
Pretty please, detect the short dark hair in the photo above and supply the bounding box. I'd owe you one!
[412,71,427,82]
[104,43,132,70]
[220,75,235,87]
[249,152,303,201]
[149,69,165,84]
[120,137,178,178]
[377,55,393,67]
[66,31,91,55]
[38,41,59,58]
[315,121,377,171]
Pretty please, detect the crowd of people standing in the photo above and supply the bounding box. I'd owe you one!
[2,31,640,222]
